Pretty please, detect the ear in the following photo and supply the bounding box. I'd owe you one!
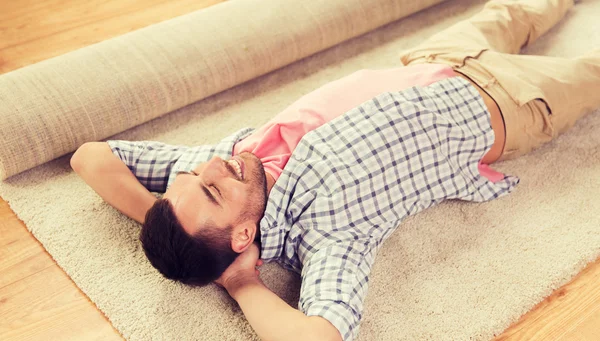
[230,221,256,253]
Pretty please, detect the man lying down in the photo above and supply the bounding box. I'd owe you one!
[71,1,599,340]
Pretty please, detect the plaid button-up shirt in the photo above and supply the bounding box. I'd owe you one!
[108,76,519,341]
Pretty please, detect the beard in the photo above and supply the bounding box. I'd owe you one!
[239,151,268,217]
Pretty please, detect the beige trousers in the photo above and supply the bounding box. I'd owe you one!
[399,0,600,161]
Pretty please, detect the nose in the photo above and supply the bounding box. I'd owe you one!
[202,156,231,180]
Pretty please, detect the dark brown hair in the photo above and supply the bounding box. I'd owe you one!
[140,199,238,286]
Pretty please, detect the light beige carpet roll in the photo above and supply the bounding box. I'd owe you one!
[1,0,599,340]
[0,0,445,180]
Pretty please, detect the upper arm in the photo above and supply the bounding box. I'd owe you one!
[71,141,160,223]
[299,240,376,341]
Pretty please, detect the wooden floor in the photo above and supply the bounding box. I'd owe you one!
[0,0,599,340]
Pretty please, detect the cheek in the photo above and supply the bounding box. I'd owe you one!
[227,184,249,206]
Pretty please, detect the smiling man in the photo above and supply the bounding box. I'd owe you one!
[71,1,600,340]
[143,152,270,286]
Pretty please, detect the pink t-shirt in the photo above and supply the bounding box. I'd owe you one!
[233,64,505,183]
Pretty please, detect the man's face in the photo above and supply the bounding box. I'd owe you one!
[163,152,268,236]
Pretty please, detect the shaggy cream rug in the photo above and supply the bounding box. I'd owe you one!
[1,0,599,340]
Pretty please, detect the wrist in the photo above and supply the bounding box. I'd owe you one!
[225,274,263,300]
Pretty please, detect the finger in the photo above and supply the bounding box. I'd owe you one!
[256,259,264,266]
[255,269,260,276]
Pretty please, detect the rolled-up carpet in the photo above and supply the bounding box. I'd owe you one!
[0,0,445,179]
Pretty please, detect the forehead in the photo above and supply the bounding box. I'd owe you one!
[164,171,193,197]
[164,173,211,233]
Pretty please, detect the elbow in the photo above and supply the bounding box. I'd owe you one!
[305,316,343,341]
[304,331,341,341]
[71,142,107,174]
[326,332,343,341]
[70,143,87,173]
[316,334,342,341]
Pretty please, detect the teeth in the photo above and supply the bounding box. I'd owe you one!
[228,159,242,179]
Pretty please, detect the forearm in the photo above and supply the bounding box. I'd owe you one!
[71,142,157,224]
[227,277,341,341]
[77,164,157,224]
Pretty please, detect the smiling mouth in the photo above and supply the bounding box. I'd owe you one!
[227,157,244,180]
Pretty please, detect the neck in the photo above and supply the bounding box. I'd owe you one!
[265,172,275,195]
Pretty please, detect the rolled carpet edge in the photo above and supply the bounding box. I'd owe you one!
[0,0,446,180]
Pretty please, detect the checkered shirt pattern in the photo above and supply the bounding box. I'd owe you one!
[107,76,519,341]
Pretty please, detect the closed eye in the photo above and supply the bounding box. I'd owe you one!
[211,185,222,197]
[176,171,220,206]
[176,170,198,177]
[202,185,219,205]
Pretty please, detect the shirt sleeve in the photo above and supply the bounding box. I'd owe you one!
[299,239,377,341]
[106,140,190,193]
